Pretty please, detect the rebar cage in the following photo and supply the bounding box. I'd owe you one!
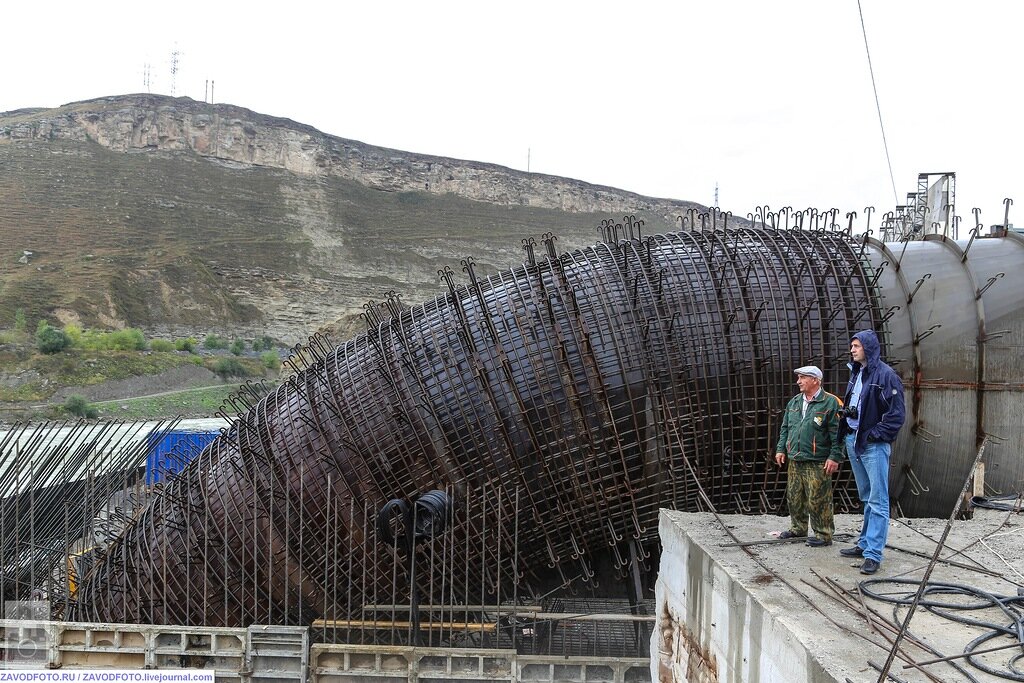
[57,228,875,632]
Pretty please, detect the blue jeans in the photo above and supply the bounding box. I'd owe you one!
[846,434,890,563]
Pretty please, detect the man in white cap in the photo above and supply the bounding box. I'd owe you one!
[774,365,844,546]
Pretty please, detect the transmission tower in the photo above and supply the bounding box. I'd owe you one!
[170,47,180,96]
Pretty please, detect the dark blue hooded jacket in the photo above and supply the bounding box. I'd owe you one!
[839,330,906,456]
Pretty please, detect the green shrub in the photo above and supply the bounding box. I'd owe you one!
[108,328,146,351]
[204,334,227,350]
[213,357,247,378]
[75,329,103,351]
[66,326,146,351]
[260,351,281,370]
[230,339,246,356]
[36,323,70,354]
[63,394,98,419]
[14,308,27,333]
[63,323,83,347]
[150,339,175,352]
[175,337,197,353]
[252,335,275,352]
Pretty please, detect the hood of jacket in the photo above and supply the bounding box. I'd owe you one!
[852,329,882,370]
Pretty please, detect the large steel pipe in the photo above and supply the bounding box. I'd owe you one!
[866,230,1024,517]
[71,227,1024,627]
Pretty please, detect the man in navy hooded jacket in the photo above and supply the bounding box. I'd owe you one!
[837,330,905,575]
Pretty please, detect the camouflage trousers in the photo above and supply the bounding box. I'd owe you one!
[786,460,834,541]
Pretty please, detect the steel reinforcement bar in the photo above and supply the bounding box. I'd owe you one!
[72,227,877,627]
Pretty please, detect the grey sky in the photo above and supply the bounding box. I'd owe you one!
[3,1,1019,230]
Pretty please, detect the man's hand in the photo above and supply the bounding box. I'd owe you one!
[823,459,839,475]
[774,452,786,467]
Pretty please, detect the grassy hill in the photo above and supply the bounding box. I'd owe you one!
[1,95,704,347]
[0,94,714,417]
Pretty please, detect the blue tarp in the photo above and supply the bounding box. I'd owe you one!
[145,429,218,485]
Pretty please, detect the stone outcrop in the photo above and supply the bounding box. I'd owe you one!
[1,94,701,223]
[0,94,712,343]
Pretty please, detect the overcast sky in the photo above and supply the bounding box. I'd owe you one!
[2,1,1020,231]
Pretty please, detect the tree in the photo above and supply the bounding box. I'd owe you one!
[14,308,27,333]
[36,322,70,354]
[230,339,246,356]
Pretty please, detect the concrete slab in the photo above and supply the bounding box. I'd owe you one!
[652,508,1023,683]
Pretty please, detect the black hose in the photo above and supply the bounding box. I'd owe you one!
[376,498,410,547]
[413,490,452,541]
[971,494,1023,512]
[860,577,1024,681]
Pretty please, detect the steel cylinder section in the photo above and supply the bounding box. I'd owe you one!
[75,228,887,627]
[862,231,1024,517]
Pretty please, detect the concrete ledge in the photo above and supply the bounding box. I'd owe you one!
[650,509,1023,683]
[652,511,835,683]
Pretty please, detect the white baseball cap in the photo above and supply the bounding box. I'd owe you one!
[794,365,823,380]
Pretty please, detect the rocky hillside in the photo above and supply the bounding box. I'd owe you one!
[1,94,709,344]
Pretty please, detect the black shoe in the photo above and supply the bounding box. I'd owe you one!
[779,530,806,539]
[860,559,880,575]
[839,546,864,558]
[806,537,832,547]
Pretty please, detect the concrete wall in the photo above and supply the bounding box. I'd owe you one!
[0,619,648,683]
[309,645,650,683]
[650,511,836,683]
[0,620,253,680]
